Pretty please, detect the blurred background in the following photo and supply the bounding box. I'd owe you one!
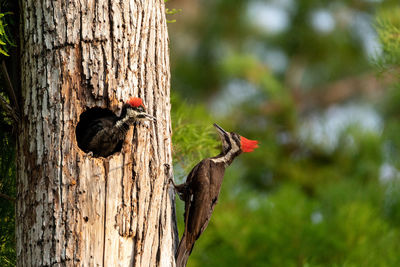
[167,0,400,266]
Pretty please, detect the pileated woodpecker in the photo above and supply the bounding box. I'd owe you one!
[76,97,155,157]
[172,123,258,267]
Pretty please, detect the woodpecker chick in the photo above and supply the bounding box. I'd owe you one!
[173,123,258,267]
[76,97,155,158]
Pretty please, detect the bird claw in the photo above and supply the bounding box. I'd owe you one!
[168,177,177,188]
[163,163,179,191]
[164,163,171,175]
[164,163,173,186]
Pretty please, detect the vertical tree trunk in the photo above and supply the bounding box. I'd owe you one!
[16,0,177,266]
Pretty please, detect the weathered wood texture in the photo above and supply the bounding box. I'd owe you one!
[17,0,177,266]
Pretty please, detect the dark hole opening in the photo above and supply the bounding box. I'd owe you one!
[75,107,123,158]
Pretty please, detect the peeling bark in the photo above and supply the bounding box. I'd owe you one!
[17,0,177,266]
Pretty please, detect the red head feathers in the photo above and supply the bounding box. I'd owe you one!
[127,97,144,108]
[240,136,259,153]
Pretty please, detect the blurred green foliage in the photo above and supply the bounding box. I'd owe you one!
[171,93,219,178]
[0,12,14,56]
[376,7,400,69]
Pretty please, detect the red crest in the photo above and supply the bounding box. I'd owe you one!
[127,97,144,108]
[240,136,259,153]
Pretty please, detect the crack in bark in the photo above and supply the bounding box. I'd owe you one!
[102,159,110,267]
[108,0,115,78]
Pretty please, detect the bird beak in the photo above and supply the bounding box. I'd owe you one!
[137,112,157,121]
[213,123,228,139]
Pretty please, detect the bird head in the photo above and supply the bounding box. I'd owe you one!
[123,97,156,121]
[213,123,258,154]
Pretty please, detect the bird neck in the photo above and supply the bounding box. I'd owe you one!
[212,149,241,167]
[114,104,133,137]
[118,104,130,120]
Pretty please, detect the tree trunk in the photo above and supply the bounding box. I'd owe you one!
[16,0,177,266]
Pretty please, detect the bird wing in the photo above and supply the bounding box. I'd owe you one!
[185,161,201,185]
[184,160,216,242]
[86,117,116,148]
[182,162,201,233]
[177,159,225,264]
[182,186,208,255]
[76,108,117,147]
[198,160,224,235]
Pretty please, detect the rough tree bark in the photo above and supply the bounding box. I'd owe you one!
[16,0,177,266]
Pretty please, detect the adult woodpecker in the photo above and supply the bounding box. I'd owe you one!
[76,97,155,157]
[172,123,258,267]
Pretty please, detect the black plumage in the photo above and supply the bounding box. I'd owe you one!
[172,123,258,267]
[76,101,154,158]
[174,158,226,267]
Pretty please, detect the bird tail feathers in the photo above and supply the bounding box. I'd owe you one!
[175,234,193,267]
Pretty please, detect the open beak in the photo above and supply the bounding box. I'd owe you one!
[213,123,228,139]
[137,112,157,121]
